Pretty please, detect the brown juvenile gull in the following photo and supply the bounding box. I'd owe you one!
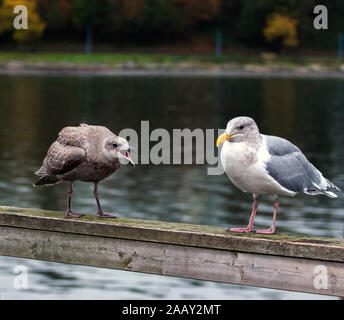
[34,124,134,218]
[216,116,340,234]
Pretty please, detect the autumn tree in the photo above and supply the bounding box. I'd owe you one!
[115,0,144,22]
[0,0,15,35]
[117,0,183,39]
[263,13,298,50]
[0,0,45,43]
[173,0,221,25]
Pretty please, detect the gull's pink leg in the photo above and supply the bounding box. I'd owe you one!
[94,182,117,218]
[255,197,279,235]
[66,182,85,218]
[228,195,258,233]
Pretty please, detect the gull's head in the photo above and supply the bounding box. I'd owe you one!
[103,135,135,166]
[216,116,260,146]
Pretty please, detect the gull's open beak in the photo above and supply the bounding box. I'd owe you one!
[125,149,135,167]
[216,133,232,147]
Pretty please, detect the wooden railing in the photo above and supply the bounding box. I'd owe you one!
[0,206,343,297]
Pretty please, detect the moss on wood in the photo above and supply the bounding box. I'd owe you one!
[0,205,343,262]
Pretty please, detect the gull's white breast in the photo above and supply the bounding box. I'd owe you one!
[220,140,295,196]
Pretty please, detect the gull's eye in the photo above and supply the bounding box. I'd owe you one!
[112,143,118,148]
[239,125,244,130]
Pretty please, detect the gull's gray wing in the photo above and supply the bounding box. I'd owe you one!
[34,126,88,186]
[34,141,86,186]
[263,135,340,196]
[43,141,86,176]
[35,126,88,178]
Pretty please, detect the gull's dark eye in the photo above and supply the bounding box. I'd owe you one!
[239,125,244,130]
[112,143,118,148]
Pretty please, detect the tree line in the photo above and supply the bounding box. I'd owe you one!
[0,0,343,52]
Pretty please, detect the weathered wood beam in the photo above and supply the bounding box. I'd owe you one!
[0,206,343,296]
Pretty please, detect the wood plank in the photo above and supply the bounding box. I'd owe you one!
[0,206,343,262]
[0,224,343,296]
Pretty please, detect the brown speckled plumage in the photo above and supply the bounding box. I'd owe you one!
[34,124,134,218]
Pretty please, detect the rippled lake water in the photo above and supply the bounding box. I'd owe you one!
[0,74,343,299]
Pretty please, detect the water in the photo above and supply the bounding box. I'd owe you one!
[0,74,343,299]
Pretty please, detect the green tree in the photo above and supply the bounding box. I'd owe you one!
[36,0,71,32]
[122,0,184,38]
[69,0,112,32]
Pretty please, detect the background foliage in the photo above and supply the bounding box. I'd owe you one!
[0,0,343,51]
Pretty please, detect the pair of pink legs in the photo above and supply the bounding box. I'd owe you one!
[229,195,278,235]
[66,182,116,218]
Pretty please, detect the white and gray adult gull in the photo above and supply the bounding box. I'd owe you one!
[217,116,340,234]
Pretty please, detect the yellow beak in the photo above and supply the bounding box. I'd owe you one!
[216,133,232,147]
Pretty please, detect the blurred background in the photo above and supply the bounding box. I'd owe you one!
[0,0,342,52]
[0,0,344,300]
[1,0,344,70]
